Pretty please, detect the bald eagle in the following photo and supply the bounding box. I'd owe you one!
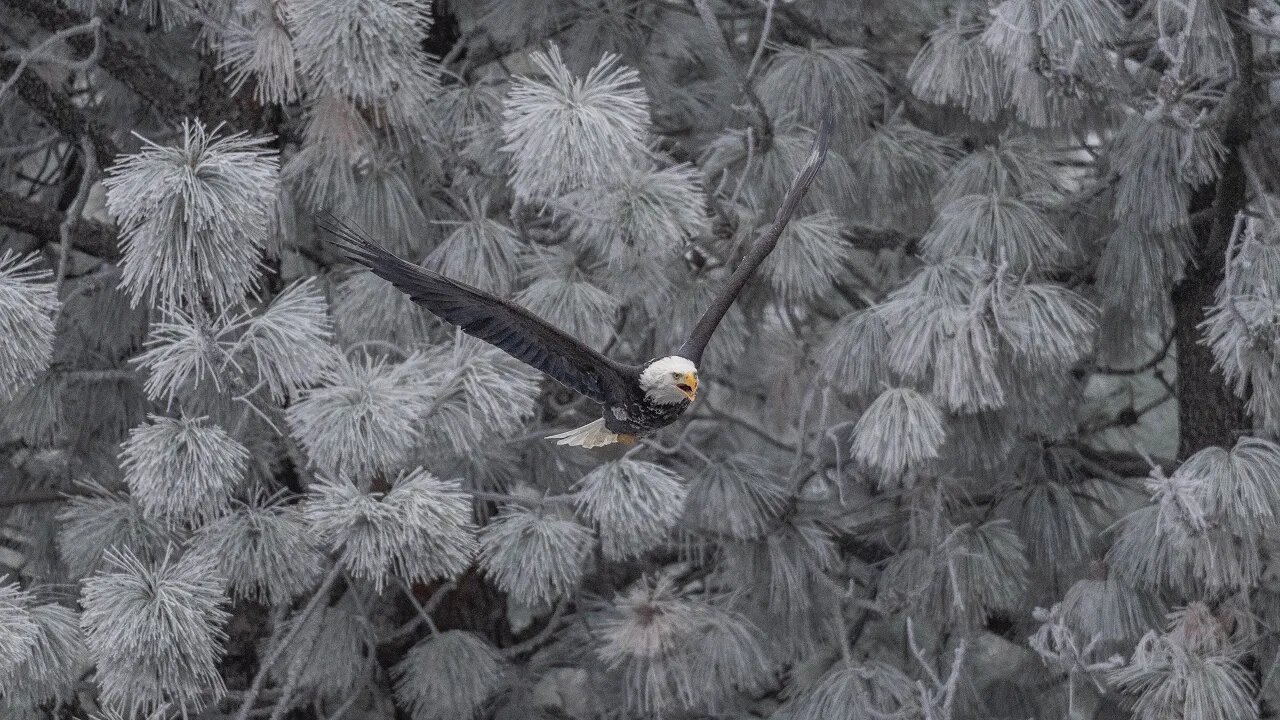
[321,114,831,448]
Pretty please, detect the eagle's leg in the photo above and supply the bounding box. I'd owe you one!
[617,433,638,445]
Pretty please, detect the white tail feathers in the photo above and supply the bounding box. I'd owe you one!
[546,418,620,448]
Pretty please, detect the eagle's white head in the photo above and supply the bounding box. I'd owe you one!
[640,356,698,405]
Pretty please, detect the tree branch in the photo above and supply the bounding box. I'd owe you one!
[0,55,119,165]
[0,187,119,259]
[5,0,190,114]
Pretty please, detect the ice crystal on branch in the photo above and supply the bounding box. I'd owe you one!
[104,121,279,310]
[80,549,229,717]
[574,459,686,561]
[393,631,506,720]
[0,252,59,402]
[478,504,593,607]
[303,469,477,590]
[120,415,249,524]
[502,45,649,202]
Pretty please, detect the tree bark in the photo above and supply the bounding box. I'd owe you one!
[1170,0,1253,459]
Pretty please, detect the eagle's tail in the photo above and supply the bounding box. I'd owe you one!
[546,418,621,448]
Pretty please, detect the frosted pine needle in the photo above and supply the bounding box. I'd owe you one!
[192,497,326,604]
[1061,576,1164,643]
[393,631,505,720]
[80,548,230,717]
[934,136,1069,207]
[574,459,687,561]
[0,583,39,679]
[761,211,850,305]
[0,252,59,402]
[265,598,373,700]
[425,196,524,297]
[478,505,594,607]
[502,45,649,202]
[992,280,1098,367]
[1176,437,1280,528]
[513,254,621,351]
[332,267,433,346]
[909,24,1010,122]
[304,469,477,590]
[560,162,709,265]
[920,193,1069,272]
[415,338,540,455]
[758,45,887,146]
[287,0,437,128]
[930,313,1006,413]
[218,0,299,104]
[132,304,238,406]
[851,387,946,478]
[1109,110,1227,232]
[682,454,790,540]
[237,277,336,402]
[56,483,180,579]
[848,120,958,224]
[0,600,86,714]
[286,352,434,477]
[1110,607,1256,720]
[120,415,249,524]
[780,660,919,720]
[103,120,279,309]
[819,309,892,399]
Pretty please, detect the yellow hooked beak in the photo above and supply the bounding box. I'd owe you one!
[677,372,698,402]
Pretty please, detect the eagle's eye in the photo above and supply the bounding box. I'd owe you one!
[677,383,693,393]
[671,372,682,379]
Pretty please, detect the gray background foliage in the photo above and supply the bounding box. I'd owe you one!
[1,1,1279,719]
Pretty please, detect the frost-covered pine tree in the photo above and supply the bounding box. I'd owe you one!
[2,1,1280,719]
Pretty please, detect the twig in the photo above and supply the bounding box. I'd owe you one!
[398,577,441,635]
[0,17,102,103]
[235,564,343,720]
[745,0,776,81]
[53,135,97,327]
[503,597,569,657]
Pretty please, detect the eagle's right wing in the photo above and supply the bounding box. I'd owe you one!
[319,214,637,405]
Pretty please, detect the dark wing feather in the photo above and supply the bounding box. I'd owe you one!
[318,214,636,405]
[679,108,833,365]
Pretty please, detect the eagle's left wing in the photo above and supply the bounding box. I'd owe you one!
[319,214,637,405]
[679,108,833,365]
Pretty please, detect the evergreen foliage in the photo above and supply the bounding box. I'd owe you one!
[2,1,1280,719]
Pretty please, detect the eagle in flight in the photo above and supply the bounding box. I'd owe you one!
[321,113,832,448]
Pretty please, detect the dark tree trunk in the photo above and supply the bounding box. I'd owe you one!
[1170,0,1253,460]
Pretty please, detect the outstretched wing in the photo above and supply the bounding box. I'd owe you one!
[319,214,636,405]
[679,109,834,365]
